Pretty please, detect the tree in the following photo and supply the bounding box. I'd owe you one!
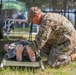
[18,0,48,9]
[2,1,25,13]
[18,0,75,11]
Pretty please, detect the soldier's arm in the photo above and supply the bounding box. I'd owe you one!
[29,30,42,51]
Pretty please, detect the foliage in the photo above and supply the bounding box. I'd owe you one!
[2,1,25,13]
[18,0,48,10]
[18,0,76,10]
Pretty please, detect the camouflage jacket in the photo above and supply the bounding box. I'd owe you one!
[30,13,76,53]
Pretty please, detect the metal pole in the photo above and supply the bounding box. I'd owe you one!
[29,22,33,41]
[0,0,2,14]
[8,0,9,8]
[1,0,2,4]
[0,0,3,39]
[64,0,67,16]
[0,1,2,20]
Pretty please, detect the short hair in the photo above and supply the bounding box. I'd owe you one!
[27,6,41,23]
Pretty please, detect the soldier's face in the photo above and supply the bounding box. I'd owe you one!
[32,13,41,25]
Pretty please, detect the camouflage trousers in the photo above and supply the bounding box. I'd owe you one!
[41,40,76,67]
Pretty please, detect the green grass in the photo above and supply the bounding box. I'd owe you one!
[0,35,76,75]
[14,26,30,32]
[0,62,76,75]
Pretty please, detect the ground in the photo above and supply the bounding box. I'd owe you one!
[0,35,76,75]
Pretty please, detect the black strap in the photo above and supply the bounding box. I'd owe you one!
[29,22,33,41]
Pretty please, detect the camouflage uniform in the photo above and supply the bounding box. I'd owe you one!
[30,13,76,67]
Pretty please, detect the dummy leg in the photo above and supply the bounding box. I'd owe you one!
[16,44,23,62]
[26,46,36,62]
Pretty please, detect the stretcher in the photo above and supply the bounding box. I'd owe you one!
[0,54,45,70]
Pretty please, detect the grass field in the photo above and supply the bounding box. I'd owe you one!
[0,34,76,75]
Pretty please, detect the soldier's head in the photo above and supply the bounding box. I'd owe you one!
[27,6,42,25]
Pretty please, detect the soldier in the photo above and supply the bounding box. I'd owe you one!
[27,6,76,67]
